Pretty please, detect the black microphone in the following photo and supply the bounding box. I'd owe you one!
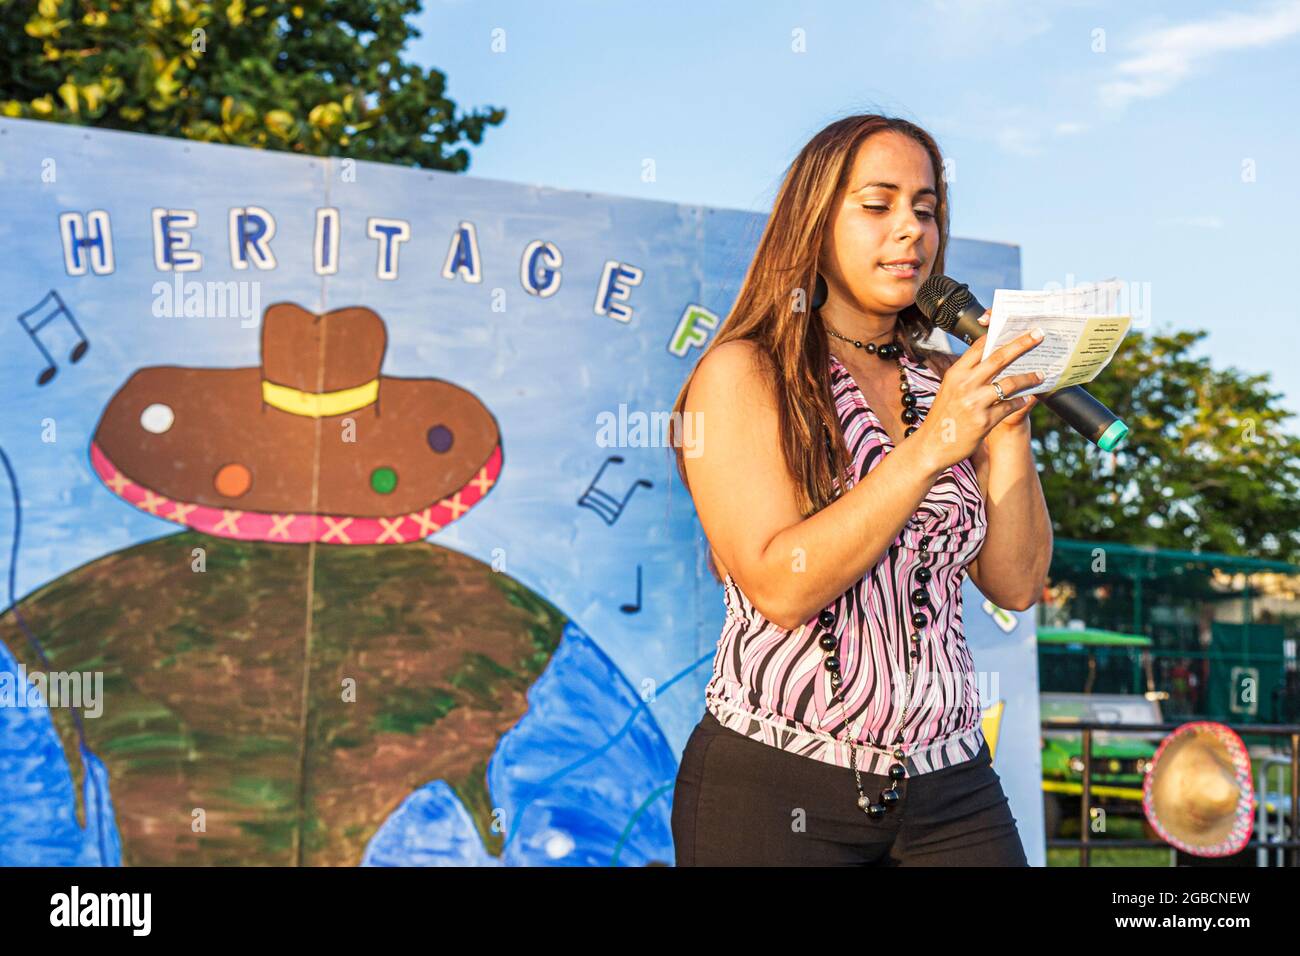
[915,275,1129,451]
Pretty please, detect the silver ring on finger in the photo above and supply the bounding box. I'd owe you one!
[991,380,1008,402]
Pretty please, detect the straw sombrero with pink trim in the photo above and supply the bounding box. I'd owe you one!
[1142,720,1256,858]
[89,302,502,545]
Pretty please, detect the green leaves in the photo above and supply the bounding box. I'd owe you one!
[219,93,255,131]
[0,0,505,169]
[307,100,344,132]
[1033,328,1300,563]
[262,107,296,140]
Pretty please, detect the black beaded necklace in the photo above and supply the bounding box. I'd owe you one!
[825,325,923,438]
[820,324,937,816]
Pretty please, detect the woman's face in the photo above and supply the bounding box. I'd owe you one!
[819,131,940,321]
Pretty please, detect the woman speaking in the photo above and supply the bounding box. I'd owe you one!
[667,115,1053,866]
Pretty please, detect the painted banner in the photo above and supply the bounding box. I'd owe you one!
[0,116,1043,865]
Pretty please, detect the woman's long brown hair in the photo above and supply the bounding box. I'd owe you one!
[667,115,955,584]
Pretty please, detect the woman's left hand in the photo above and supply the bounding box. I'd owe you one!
[977,308,1038,443]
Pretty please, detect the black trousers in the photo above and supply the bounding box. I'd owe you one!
[671,708,1030,866]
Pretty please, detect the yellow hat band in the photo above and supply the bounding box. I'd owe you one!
[261,378,379,418]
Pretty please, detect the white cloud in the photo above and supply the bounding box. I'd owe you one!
[1053,121,1088,136]
[932,105,1056,158]
[995,126,1044,156]
[921,0,1055,46]
[1100,0,1300,109]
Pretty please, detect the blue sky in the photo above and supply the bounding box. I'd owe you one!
[410,0,1300,427]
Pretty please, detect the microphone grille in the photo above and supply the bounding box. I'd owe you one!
[916,275,972,331]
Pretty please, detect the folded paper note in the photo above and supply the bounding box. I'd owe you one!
[982,279,1131,395]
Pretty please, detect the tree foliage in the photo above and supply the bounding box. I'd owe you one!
[1030,326,1300,564]
[0,0,505,169]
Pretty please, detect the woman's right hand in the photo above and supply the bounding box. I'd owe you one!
[914,328,1046,473]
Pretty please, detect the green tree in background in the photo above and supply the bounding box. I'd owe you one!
[0,0,504,169]
[1030,327,1300,564]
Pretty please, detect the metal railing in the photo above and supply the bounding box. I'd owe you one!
[1041,719,1300,866]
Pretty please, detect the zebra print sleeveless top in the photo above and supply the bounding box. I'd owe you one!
[703,348,990,775]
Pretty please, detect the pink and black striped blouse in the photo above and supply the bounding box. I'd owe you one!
[704,348,989,776]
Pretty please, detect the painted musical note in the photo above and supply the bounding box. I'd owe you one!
[577,455,652,526]
[17,290,89,386]
[620,564,642,614]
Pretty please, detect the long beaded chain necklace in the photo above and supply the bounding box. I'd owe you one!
[819,324,940,815]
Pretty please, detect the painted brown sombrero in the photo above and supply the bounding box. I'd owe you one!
[89,302,502,545]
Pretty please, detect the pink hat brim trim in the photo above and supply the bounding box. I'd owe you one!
[89,441,501,545]
[1141,720,1256,857]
